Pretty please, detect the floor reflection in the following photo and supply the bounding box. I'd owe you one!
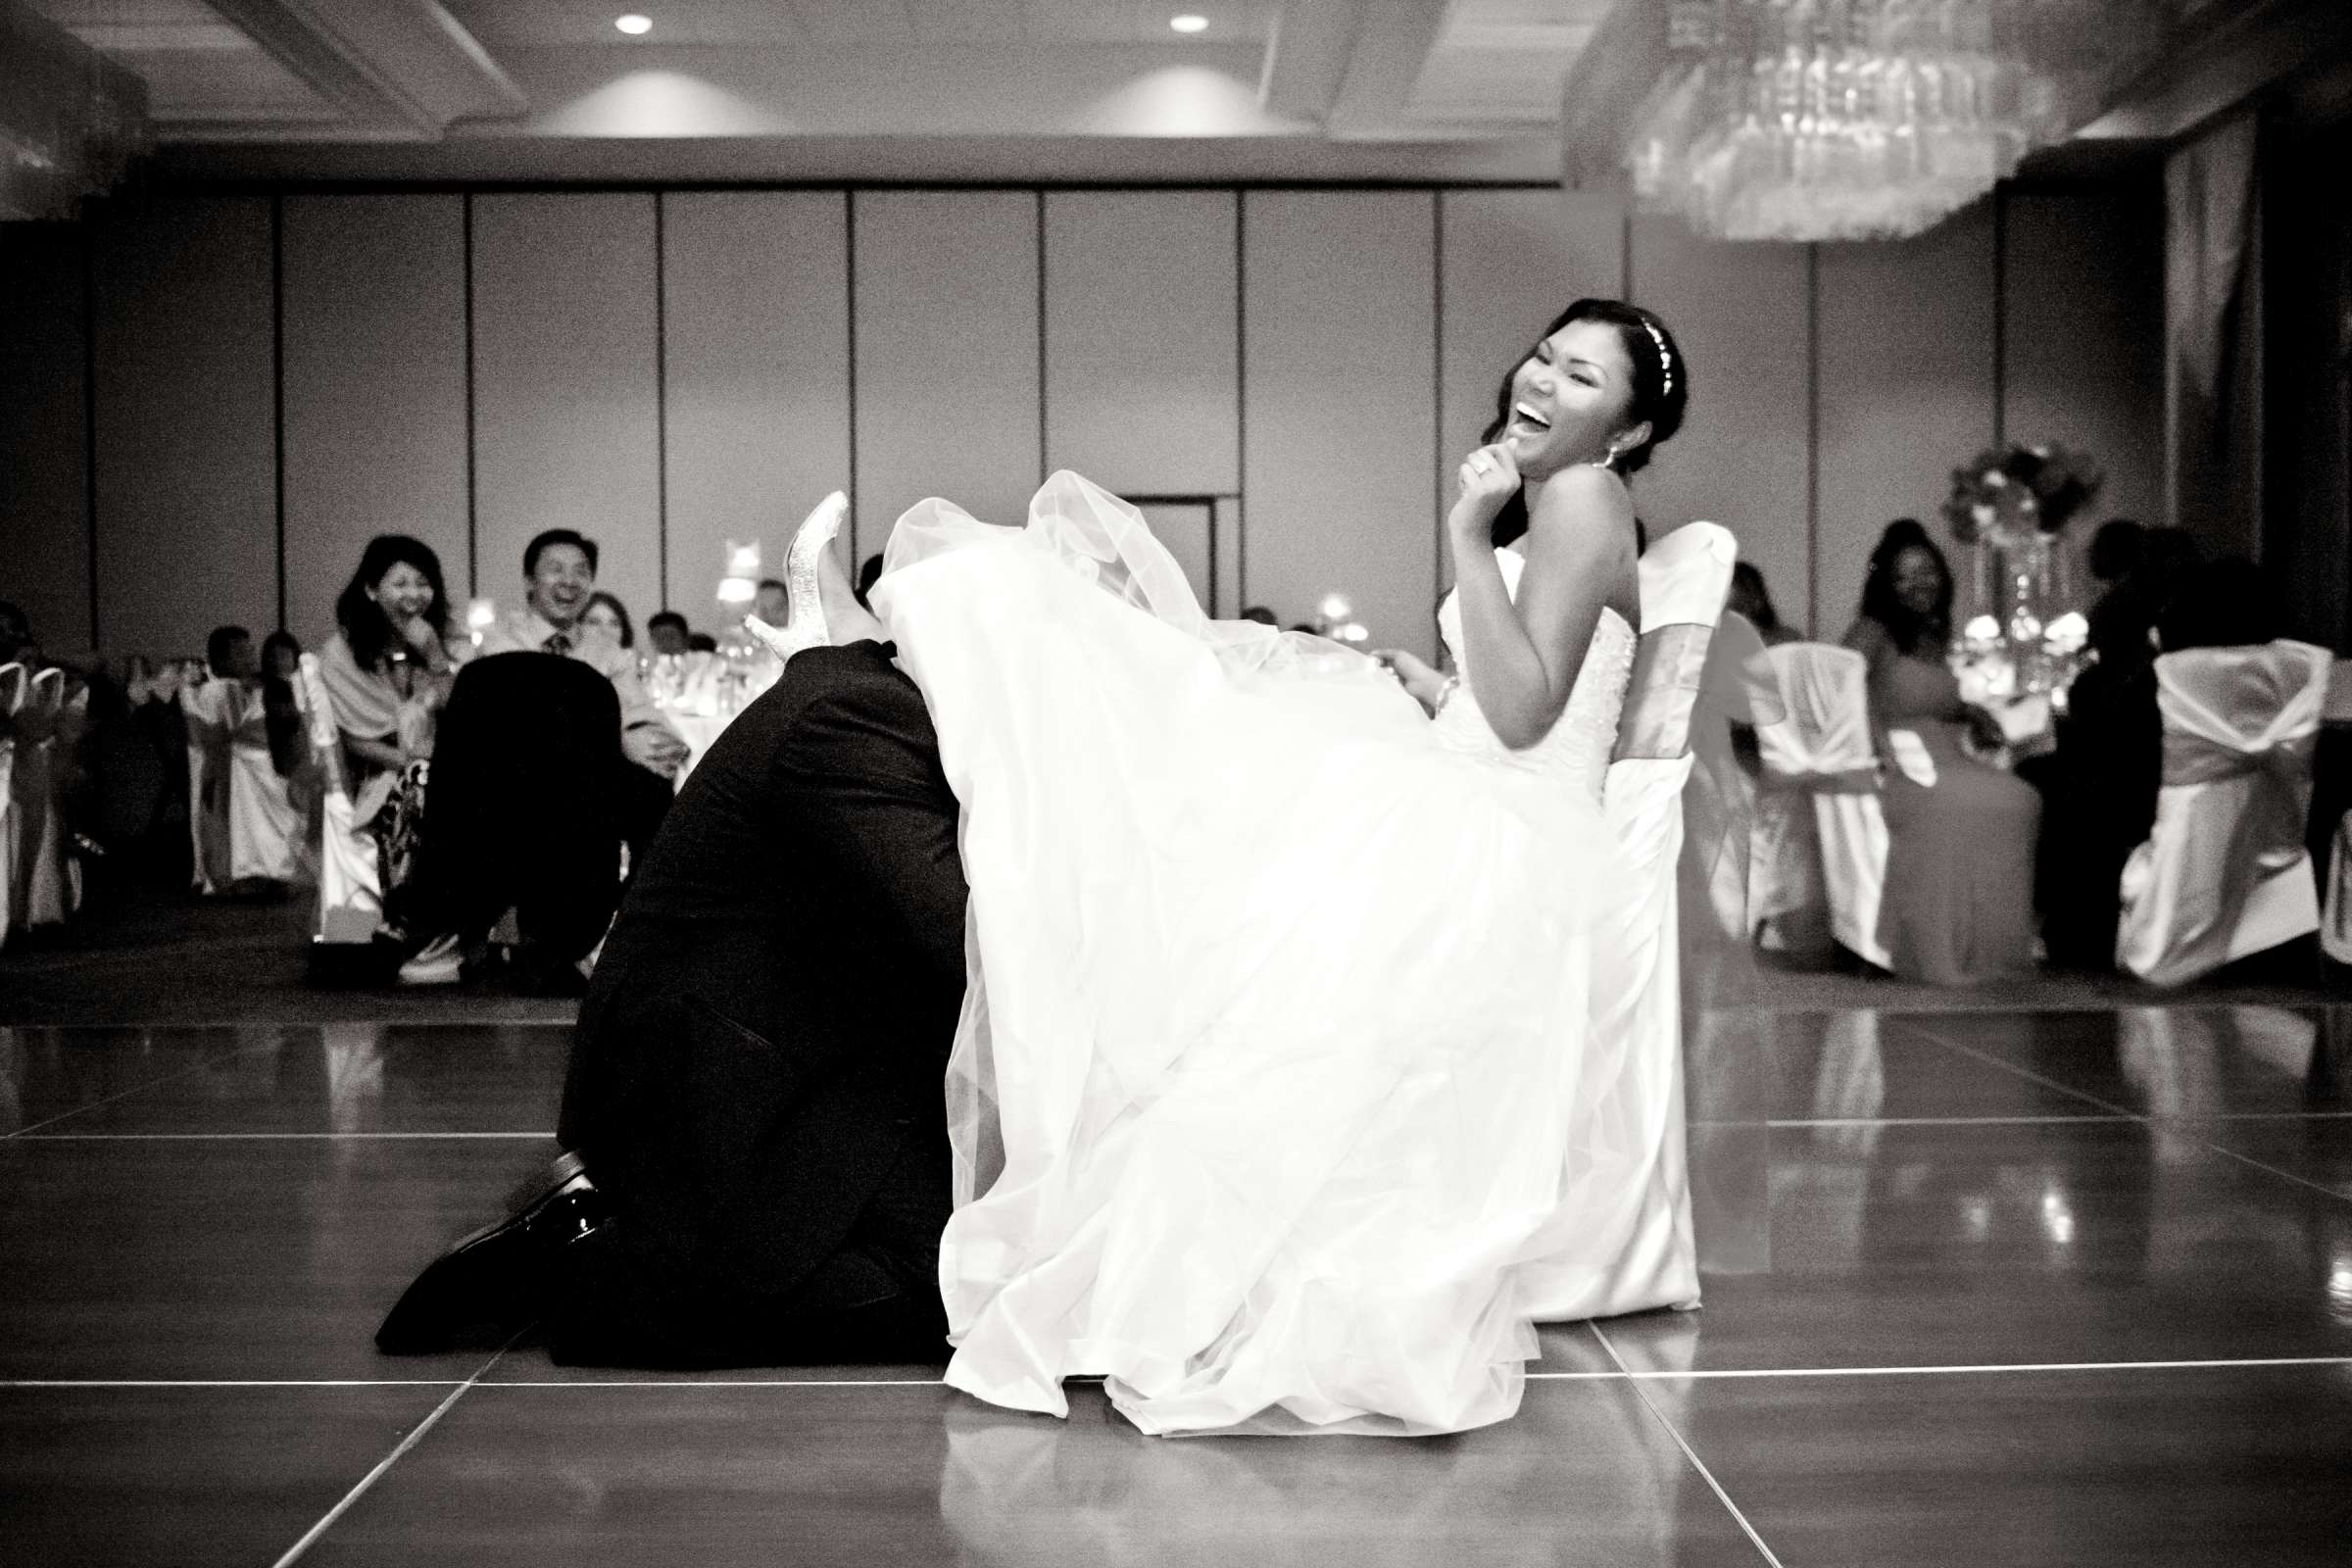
[936,1379,1719,1568]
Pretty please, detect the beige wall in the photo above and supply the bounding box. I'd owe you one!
[3,181,2162,662]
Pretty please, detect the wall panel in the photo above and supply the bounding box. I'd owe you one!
[1627,219,1811,634]
[91,198,276,658]
[1244,191,1439,658]
[470,193,661,621]
[1043,189,1238,498]
[1815,200,1997,637]
[663,191,852,616]
[280,196,468,645]
[0,223,92,652]
[1439,188,1625,582]
[852,190,1040,564]
[2002,186,2165,564]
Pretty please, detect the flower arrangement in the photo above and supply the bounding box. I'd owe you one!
[1941,443,2104,548]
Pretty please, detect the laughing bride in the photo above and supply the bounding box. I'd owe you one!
[840,297,1694,1437]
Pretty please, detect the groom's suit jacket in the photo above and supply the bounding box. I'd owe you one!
[557,639,967,1305]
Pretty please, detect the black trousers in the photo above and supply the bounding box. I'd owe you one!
[409,654,655,964]
[544,1135,951,1367]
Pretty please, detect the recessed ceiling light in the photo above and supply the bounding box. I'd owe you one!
[614,13,652,34]
[1169,14,1208,33]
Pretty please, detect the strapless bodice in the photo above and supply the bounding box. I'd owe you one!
[1433,550,1635,804]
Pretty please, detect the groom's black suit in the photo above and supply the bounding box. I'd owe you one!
[551,639,967,1363]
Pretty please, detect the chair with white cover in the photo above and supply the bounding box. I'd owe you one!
[1750,643,1891,968]
[0,662,24,944]
[1523,519,1736,1322]
[2118,640,2333,985]
[13,666,74,930]
[179,675,236,895]
[226,679,302,885]
[298,652,381,943]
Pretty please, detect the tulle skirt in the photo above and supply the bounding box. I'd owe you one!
[871,473,1680,1436]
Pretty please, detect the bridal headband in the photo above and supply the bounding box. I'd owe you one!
[1638,316,1674,399]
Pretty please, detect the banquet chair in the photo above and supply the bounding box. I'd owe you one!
[179,674,236,895]
[13,666,74,931]
[226,677,301,885]
[2117,639,2333,986]
[1524,518,1735,1321]
[1751,643,1892,969]
[0,662,23,944]
[297,652,381,944]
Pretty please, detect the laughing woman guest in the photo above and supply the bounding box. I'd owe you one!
[320,535,459,931]
[1842,519,2039,984]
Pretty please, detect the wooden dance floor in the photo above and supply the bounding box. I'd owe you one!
[5,902,2351,1564]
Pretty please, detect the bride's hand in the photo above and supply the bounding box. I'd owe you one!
[1447,443,1520,546]
[1372,649,1448,712]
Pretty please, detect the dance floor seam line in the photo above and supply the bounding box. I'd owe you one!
[269,1344,514,1568]
[1,1046,259,1141]
[1587,1322,1787,1567]
[14,1354,2352,1395]
[1899,1020,2352,1206]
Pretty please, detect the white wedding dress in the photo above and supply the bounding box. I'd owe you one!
[873,472,1672,1437]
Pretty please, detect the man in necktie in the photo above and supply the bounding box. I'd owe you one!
[480,529,687,781]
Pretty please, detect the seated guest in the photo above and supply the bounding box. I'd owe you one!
[1238,606,1279,627]
[2087,517,2147,589]
[221,629,303,889]
[0,599,32,665]
[2156,556,2275,654]
[183,625,257,895]
[581,591,635,652]
[2022,529,2198,970]
[414,532,685,985]
[687,632,719,655]
[320,535,460,937]
[479,529,687,790]
[1843,520,2039,984]
[856,554,884,611]
[645,611,691,659]
[259,631,308,783]
[1726,562,1799,647]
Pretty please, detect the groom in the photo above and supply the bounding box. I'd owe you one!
[376,504,969,1365]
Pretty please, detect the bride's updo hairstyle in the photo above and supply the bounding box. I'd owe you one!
[1482,298,1690,548]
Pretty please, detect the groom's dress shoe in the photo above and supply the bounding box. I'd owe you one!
[375,1165,611,1354]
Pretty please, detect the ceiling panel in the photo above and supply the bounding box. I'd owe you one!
[24,0,339,122]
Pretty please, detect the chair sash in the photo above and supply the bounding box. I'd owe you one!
[1754,642,1890,967]
[2117,640,2331,985]
[298,652,380,939]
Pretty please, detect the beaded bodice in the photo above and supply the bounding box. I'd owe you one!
[1432,550,1635,804]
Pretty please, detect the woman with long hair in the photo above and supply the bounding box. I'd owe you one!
[1842,519,2039,982]
[319,534,459,942]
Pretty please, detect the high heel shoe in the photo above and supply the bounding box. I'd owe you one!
[744,490,847,664]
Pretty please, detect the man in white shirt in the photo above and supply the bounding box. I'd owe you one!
[479,529,689,782]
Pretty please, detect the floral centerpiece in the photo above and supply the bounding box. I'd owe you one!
[1940,442,2103,705]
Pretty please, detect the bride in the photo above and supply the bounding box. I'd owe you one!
[861,297,1691,1437]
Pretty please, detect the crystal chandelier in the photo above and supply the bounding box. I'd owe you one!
[1570,0,2173,242]
[1,1,151,221]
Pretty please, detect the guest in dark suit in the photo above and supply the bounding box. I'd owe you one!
[377,509,967,1365]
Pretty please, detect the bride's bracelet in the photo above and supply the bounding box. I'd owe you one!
[1433,674,1461,713]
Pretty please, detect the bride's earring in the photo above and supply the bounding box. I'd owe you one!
[744,490,848,663]
[1591,445,1621,470]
